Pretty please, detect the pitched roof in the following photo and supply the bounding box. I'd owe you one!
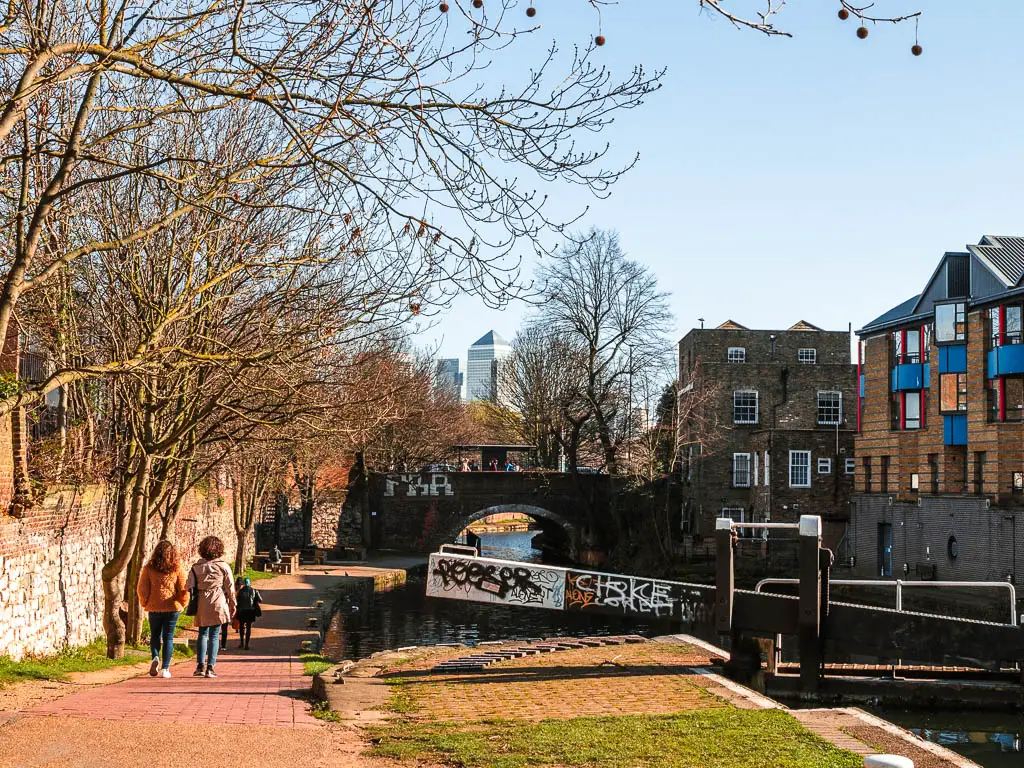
[716,320,748,330]
[967,236,1024,287]
[788,320,822,332]
[471,330,508,347]
[861,295,922,332]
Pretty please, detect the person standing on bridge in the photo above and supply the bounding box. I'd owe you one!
[187,536,236,679]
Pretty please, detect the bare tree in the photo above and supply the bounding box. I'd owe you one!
[534,229,672,474]
[497,326,591,470]
[0,0,664,437]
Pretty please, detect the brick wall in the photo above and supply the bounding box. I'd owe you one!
[678,326,856,537]
[0,480,250,661]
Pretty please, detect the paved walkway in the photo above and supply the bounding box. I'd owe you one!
[28,652,317,727]
[0,562,415,768]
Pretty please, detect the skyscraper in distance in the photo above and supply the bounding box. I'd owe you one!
[435,358,464,399]
[466,330,511,402]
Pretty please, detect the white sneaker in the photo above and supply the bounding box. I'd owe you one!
[160,669,172,679]
[149,659,159,677]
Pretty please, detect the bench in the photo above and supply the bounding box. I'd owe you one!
[336,546,367,562]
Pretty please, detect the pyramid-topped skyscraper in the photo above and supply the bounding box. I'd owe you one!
[466,330,511,402]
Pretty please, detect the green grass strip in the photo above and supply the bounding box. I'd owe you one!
[299,653,335,676]
[368,709,862,768]
[0,638,193,689]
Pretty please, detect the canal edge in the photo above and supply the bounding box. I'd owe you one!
[656,633,979,767]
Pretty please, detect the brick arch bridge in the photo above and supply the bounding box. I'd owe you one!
[367,471,613,562]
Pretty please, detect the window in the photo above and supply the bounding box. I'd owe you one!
[940,373,967,413]
[904,391,921,430]
[789,450,811,488]
[910,473,920,491]
[1008,306,1022,345]
[845,458,856,475]
[935,302,966,343]
[798,348,817,364]
[753,452,759,487]
[817,458,832,474]
[863,456,873,491]
[727,347,746,363]
[733,390,758,424]
[732,453,751,487]
[905,328,921,363]
[720,507,744,524]
[880,455,890,492]
[817,391,842,425]
[891,330,903,364]
[974,451,986,495]
[763,451,770,486]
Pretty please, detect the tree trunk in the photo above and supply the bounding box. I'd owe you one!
[234,529,247,576]
[123,519,147,647]
[102,570,127,659]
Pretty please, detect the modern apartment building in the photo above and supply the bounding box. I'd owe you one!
[853,235,1024,583]
[678,320,857,549]
[435,358,464,399]
[466,330,511,402]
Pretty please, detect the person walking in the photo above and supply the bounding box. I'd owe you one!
[137,540,189,679]
[234,578,263,650]
[187,536,236,679]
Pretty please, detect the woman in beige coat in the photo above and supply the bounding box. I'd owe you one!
[186,536,236,678]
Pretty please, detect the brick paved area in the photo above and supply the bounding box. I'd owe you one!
[385,640,727,721]
[27,652,318,727]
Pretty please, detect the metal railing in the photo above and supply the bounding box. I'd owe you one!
[756,577,1018,626]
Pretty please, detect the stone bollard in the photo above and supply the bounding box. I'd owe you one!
[865,756,913,768]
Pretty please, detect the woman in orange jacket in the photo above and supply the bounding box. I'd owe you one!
[137,540,190,678]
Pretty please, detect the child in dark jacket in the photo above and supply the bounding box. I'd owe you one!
[234,578,263,650]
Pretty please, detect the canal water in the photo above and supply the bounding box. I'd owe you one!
[321,531,1022,767]
[871,709,1024,767]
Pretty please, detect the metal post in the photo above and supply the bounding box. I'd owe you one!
[798,515,823,692]
[715,518,734,634]
[896,579,903,612]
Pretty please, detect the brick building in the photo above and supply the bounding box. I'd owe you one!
[678,320,857,550]
[853,235,1024,583]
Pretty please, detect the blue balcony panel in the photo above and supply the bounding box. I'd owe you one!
[939,345,968,374]
[988,345,1024,378]
[891,363,926,392]
[943,414,967,446]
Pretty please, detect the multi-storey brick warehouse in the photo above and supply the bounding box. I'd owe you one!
[678,320,857,551]
[853,235,1024,584]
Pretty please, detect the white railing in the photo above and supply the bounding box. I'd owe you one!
[756,577,1018,626]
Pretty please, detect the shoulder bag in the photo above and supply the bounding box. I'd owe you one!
[185,565,199,617]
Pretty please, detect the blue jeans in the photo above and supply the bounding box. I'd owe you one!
[148,611,179,671]
[196,624,221,669]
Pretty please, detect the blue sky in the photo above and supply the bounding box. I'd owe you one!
[419,2,1024,367]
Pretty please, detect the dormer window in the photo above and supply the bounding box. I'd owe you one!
[935,302,966,343]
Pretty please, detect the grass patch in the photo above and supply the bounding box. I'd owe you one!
[386,685,420,715]
[0,634,197,689]
[300,653,335,676]
[309,699,342,723]
[242,567,275,582]
[367,709,861,768]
